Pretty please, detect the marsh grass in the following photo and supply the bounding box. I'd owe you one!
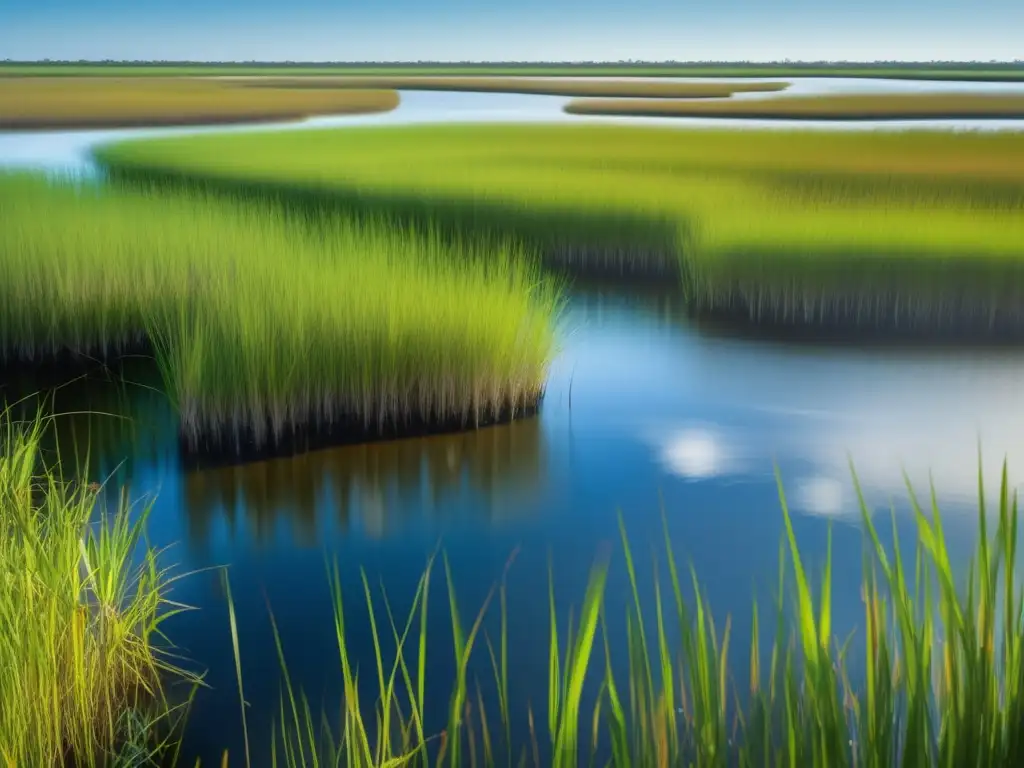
[98,124,1024,335]
[0,405,198,767]
[234,76,790,99]
[0,173,560,454]
[0,78,399,129]
[202,460,1024,767]
[563,93,1024,120]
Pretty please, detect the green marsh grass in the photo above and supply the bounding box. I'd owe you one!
[564,92,1024,120]
[0,406,196,766]
[98,124,1024,333]
[0,173,561,451]
[0,77,398,130]
[206,461,1024,766]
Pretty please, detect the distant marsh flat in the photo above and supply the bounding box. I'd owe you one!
[0,78,399,130]
[564,92,1024,120]
[233,76,790,99]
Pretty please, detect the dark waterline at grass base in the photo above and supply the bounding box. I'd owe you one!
[0,351,547,471]
[177,398,543,471]
[683,284,1024,343]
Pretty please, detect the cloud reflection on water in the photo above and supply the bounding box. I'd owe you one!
[654,381,1024,523]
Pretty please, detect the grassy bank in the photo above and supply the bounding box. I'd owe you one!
[564,92,1024,120]
[3,62,1024,81]
[193,462,1024,766]
[97,124,1024,334]
[0,407,193,766]
[234,76,790,98]
[0,174,560,455]
[0,78,398,129]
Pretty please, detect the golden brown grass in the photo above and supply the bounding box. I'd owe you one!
[0,77,399,130]
[564,92,1024,120]
[232,75,790,99]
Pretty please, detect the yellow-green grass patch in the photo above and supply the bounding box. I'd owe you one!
[97,123,1024,333]
[0,173,561,456]
[0,77,399,130]
[0,408,196,766]
[564,92,1024,120]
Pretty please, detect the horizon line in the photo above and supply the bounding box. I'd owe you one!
[4,58,1024,67]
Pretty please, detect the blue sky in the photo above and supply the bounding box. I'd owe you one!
[3,0,1022,62]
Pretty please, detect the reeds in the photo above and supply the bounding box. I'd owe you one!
[211,461,1024,767]
[199,460,1024,765]
[0,77,399,130]
[563,92,1024,120]
[98,124,1024,334]
[0,173,561,453]
[0,405,195,766]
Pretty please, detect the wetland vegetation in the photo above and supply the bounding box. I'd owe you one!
[0,173,560,459]
[98,123,1024,336]
[0,409,194,767]
[0,77,399,129]
[564,92,1024,120]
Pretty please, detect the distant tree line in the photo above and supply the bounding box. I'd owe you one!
[3,59,1024,68]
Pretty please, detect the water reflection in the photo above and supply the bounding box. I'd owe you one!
[0,355,177,484]
[182,417,547,548]
[644,349,1024,522]
[557,279,1024,526]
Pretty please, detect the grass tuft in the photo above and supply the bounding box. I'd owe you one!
[0,173,562,455]
[0,405,197,767]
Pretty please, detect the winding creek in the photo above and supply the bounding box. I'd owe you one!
[4,78,1024,763]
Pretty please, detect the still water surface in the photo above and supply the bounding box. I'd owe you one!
[3,86,1024,762]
